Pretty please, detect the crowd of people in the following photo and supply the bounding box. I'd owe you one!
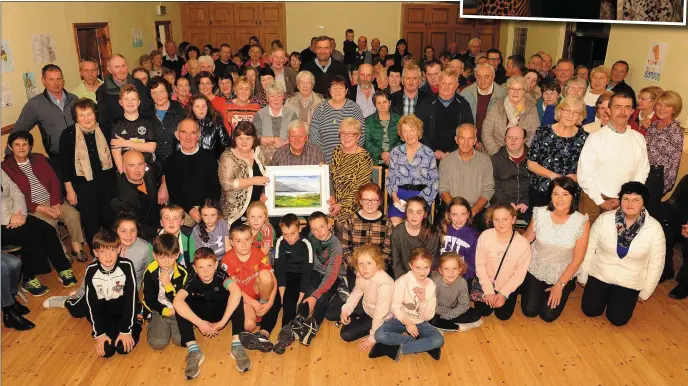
[1,29,685,380]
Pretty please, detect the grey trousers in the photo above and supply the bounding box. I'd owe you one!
[147,312,182,350]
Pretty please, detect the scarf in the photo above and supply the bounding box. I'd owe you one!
[74,123,113,181]
[504,98,525,128]
[309,233,336,264]
[615,208,646,258]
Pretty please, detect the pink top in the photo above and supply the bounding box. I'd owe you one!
[341,270,394,336]
[475,229,531,297]
[390,271,436,325]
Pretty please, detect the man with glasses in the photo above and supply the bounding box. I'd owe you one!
[491,126,531,223]
[486,49,507,84]
[419,60,442,96]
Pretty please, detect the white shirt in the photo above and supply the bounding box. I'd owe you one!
[584,90,603,107]
[477,83,495,96]
[577,124,650,205]
[355,85,376,118]
[274,69,286,91]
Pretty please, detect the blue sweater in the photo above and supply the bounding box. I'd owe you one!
[440,225,479,279]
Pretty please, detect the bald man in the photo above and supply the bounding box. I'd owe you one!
[448,59,469,89]
[111,150,159,240]
[355,36,372,66]
[348,63,377,117]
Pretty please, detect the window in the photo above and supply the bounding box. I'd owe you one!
[511,27,528,56]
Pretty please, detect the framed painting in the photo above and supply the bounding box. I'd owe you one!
[265,165,331,217]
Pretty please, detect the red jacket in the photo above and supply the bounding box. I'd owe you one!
[628,109,660,136]
[1,153,62,212]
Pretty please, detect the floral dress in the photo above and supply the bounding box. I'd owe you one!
[528,125,589,194]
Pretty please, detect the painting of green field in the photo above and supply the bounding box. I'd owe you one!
[274,193,321,208]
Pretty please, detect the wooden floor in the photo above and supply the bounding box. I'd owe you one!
[3,250,688,386]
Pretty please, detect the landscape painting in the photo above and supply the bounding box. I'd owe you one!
[274,175,321,208]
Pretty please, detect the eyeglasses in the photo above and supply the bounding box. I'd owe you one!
[508,87,525,92]
[561,108,582,116]
[360,199,380,204]
[340,132,359,138]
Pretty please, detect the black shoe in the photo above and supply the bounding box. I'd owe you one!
[239,331,274,353]
[11,300,30,316]
[669,281,688,299]
[368,343,400,360]
[2,308,35,331]
[291,316,311,346]
[659,271,675,284]
[427,347,441,360]
[103,341,116,358]
[273,324,295,355]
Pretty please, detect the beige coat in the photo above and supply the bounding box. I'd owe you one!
[218,146,270,225]
[481,97,541,156]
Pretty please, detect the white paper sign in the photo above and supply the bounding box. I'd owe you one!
[643,42,668,82]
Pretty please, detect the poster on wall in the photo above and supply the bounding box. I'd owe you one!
[132,27,143,48]
[1,39,14,73]
[23,72,39,99]
[30,33,57,64]
[1,84,12,107]
[643,42,668,82]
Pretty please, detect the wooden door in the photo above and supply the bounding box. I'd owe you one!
[428,30,450,53]
[404,28,426,60]
[95,26,112,74]
[259,3,284,27]
[261,27,284,54]
[183,3,211,27]
[234,3,260,27]
[403,4,428,28]
[476,23,500,52]
[185,27,211,49]
[236,28,262,49]
[211,3,234,27]
[427,5,452,28]
[211,28,234,49]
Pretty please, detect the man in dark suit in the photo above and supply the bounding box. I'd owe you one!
[609,60,637,108]
[162,40,186,78]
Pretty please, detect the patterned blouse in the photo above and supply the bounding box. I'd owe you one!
[341,211,394,266]
[646,119,684,194]
[386,143,439,204]
[330,145,373,223]
[528,125,589,193]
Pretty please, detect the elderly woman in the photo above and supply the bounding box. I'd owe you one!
[584,66,611,108]
[579,182,665,327]
[386,114,439,226]
[629,86,663,135]
[537,81,561,122]
[388,66,402,94]
[364,90,401,166]
[58,98,117,249]
[583,92,613,134]
[172,76,192,107]
[482,76,541,156]
[148,77,186,171]
[524,69,542,101]
[2,131,87,262]
[149,50,164,77]
[543,77,595,126]
[224,76,261,135]
[188,94,230,159]
[309,75,366,163]
[253,82,299,154]
[375,71,389,93]
[528,97,589,208]
[574,65,590,82]
[329,118,373,236]
[219,121,270,226]
[180,45,201,77]
[521,177,590,322]
[285,70,324,129]
[252,67,274,108]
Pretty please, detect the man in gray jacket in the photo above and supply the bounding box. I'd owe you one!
[460,64,506,147]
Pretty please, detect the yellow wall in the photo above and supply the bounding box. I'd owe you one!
[605,24,688,125]
[285,2,402,56]
[1,1,182,125]
[524,21,566,59]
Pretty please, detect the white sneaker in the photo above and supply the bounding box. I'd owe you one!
[457,319,484,332]
[42,295,68,309]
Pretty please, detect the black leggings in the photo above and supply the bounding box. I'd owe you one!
[261,272,302,333]
[429,308,482,329]
[521,272,575,322]
[340,301,373,342]
[177,297,245,346]
[581,276,640,327]
[474,291,519,321]
[73,174,116,249]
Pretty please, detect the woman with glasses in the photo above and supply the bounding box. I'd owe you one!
[481,76,541,156]
[629,86,663,135]
[527,97,589,208]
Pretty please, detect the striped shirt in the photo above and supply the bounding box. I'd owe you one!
[402,93,418,116]
[17,160,51,205]
[271,143,325,166]
[309,100,366,163]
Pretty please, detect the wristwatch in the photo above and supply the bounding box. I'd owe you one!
[558,281,566,287]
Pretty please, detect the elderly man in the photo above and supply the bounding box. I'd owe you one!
[347,63,376,117]
[96,54,154,140]
[460,63,507,140]
[370,38,381,57]
[270,48,297,95]
[491,126,530,222]
[554,58,574,89]
[486,49,507,85]
[539,52,554,80]
[460,38,482,69]
[355,36,372,66]
[162,40,186,78]
[158,119,220,227]
[527,54,543,72]
[302,36,350,98]
[390,64,427,116]
[448,42,459,59]
[271,120,326,166]
[13,64,77,159]
[439,123,494,228]
[213,43,232,79]
[419,59,442,95]
[577,91,650,224]
[447,59,468,90]
[111,150,159,240]
[609,60,636,108]
[72,58,103,102]
[416,69,474,160]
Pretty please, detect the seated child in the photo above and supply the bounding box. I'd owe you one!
[151,204,196,272]
[245,201,275,263]
[192,199,230,260]
[221,224,277,350]
[429,252,483,332]
[391,197,440,279]
[142,233,190,350]
[239,214,313,355]
[110,84,160,173]
[339,244,394,351]
[42,230,142,359]
[173,248,248,379]
[371,247,444,361]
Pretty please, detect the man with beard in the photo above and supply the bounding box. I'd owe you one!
[347,63,376,117]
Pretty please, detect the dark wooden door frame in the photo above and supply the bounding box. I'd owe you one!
[72,22,112,76]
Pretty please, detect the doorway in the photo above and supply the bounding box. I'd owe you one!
[155,21,173,54]
[72,23,112,77]
[562,22,610,69]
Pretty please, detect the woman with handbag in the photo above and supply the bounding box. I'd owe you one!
[473,204,532,320]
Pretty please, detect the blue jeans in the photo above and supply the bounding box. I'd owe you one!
[1,252,22,308]
[374,317,444,354]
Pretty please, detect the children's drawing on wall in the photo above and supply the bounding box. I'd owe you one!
[132,27,143,48]
[23,72,39,99]
[1,84,12,108]
[30,33,57,64]
[1,39,14,73]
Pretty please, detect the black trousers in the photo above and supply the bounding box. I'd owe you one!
[1,215,71,278]
[73,174,116,249]
[340,299,373,342]
[581,276,640,327]
[521,272,575,322]
[429,307,482,329]
[474,290,519,321]
[297,274,340,326]
[261,272,303,333]
[177,297,245,346]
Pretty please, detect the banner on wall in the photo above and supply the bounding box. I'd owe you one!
[1,84,12,107]
[23,72,39,100]
[1,39,14,73]
[132,27,143,48]
[643,42,668,82]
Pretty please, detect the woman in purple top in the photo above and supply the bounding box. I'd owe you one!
[439,197,480,288]
[646,91,684,196]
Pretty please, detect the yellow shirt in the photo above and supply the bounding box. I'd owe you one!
[71,80,102,102]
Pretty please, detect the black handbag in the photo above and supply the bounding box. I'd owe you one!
[470,231,515,302]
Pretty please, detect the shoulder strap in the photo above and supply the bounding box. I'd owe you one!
[493,231,516,283]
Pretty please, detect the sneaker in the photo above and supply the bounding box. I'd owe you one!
[72,250,89,263]
[185,351,205,380]
[21,277,49,297]
[458,319,484,332]
[239,331,274,353]
[230,343,252,372]
[290,316,311,346]
[42,295,68,309]
[58,269,78,287]
[294,317,317,346]
[273,323,295,355]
